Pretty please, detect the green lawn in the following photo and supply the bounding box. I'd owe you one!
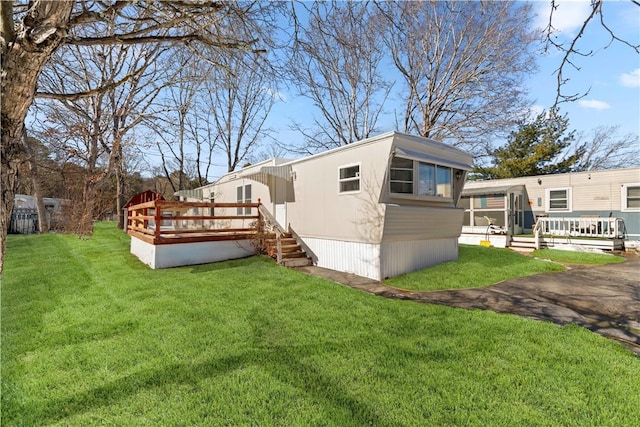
[2,223,639,425]
[387,245,568,291]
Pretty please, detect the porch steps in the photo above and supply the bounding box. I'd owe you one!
[264,233,313,268]
[510,236,546,251]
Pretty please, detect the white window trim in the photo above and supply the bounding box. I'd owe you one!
[545,187,572,212]
[621,183,640,212]
[236,184,252,215]
[338,162,361,194]
[389,157,453,201]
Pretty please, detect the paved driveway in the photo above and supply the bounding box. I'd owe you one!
[298,255,640,355]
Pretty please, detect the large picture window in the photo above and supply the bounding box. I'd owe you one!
[390,156,452,199]
[339,164,360,193]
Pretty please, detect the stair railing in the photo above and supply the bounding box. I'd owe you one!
[257,203,285,264]
[533,219,542,250]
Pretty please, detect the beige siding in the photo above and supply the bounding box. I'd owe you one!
[286,134,394,243]
[382,205,464,242]
[463,168,640,214]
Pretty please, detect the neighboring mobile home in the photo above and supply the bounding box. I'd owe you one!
[10,194,67,234]
[458,167,640,248]
[188,131,473,280]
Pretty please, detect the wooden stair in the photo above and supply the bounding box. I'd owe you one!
[264,233,312,268]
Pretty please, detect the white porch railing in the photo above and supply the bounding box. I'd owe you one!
[535,217,625,239]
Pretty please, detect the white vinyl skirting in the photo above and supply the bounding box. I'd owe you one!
[300,236,459,280]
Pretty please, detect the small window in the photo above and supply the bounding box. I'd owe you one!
[546,188,571,212]
[339,164,360,193]
[622,183,640,211]
[244,184,252,214]
[236,184,252,215]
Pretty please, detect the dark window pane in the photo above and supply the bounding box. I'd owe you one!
[390,181,413,194]
[340,180,360,192]
[340,165,359,179]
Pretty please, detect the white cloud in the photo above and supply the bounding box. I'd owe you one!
[534,0,593,35]
[527,104,545,119]
[578,99,611,110]
[619,69,640,88]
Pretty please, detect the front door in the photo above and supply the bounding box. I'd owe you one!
[509,192,524,235]
[275,203,287,230]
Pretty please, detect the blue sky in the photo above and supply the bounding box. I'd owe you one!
[526,0,640,138]
[209,1,640,180]
[265,0,640,157]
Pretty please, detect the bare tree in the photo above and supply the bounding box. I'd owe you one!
[542,0,640,106]
[149,53,206,195]
[0,1,268,276]
[289,1,391,153]
[36,39,172,230]
[377,0,539,156]
[571,125,640,171]
[202,51,277,172]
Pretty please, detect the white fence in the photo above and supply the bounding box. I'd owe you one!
[535,217,625,239]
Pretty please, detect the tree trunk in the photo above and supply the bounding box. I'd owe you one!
[0,1,73,276]
[115,143,126,230]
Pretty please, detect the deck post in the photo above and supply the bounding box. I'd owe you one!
[153,198,161,242]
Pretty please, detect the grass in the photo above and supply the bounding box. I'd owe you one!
[2,223,639,425]
[386,244,567,291]
[531,248,626,265]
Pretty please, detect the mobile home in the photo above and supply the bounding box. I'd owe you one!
[458,167,640,248]
[190,131,473,280]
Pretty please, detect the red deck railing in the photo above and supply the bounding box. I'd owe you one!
[127,199,263,245]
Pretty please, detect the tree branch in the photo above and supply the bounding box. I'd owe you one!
[66,33,262,51]
[35,69,142,101]
[0,0,15,51]
[552,0,600,106]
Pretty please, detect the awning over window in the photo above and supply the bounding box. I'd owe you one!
[175,189,204,200]
[461,184,524,197]
[394,146,473,170]
[240,164,294,184]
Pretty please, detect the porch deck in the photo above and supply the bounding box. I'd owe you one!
[127,199,262,245]
[460,216,627,251]
[127,199,311,269]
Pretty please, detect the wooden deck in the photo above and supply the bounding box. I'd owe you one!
[127,199,312,268]
[127,199,261,245]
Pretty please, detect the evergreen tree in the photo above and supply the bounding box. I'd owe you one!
[474,109,583,179]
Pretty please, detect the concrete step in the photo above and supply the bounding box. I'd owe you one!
[509,247,536,254]
[509,241,539,249]
[281,257,312,268]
